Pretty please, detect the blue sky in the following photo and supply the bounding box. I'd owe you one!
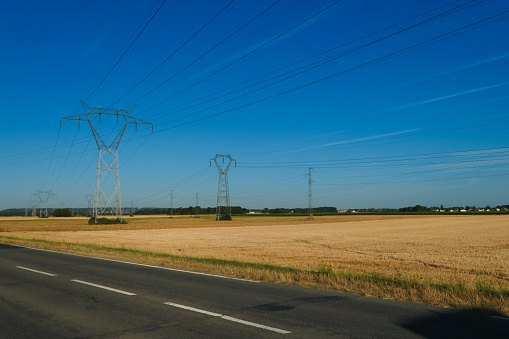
[1,0,509,211]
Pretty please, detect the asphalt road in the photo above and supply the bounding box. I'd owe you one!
[0,243,507,338]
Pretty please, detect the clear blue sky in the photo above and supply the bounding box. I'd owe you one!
[1,0,509,211]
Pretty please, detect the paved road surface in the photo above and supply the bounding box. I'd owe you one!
[0,243,507,338]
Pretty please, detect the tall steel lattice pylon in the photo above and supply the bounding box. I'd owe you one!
[195,192,200,218]
[210,154,236,221]
[85,194,93,217]
[37,190,56,218]
[29,193,38,217]
[169,190,174,218]
[306,168,314,219]
[62,102,153,223]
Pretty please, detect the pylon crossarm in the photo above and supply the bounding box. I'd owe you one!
[126,116,152,127]
[61,113,89,129]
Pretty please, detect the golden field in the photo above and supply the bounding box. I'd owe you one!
[1,214,508,314]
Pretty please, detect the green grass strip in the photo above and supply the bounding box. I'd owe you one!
[2,235,508,300]
[0,236,299,274]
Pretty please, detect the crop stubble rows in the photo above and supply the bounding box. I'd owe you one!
[1,214,508,314]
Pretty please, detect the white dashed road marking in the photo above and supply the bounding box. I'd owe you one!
[71,279,136,296]
[16,266,57,277]
[17,245,259,282]
[11,246,289,334]
[164,301,291,334]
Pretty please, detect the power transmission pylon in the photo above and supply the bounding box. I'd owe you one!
[170,190,174,218]
[61,101,152,223]
[306,168,314,219]
[29,194,38,217]
[85,194,93,217]
[37,190,56,218]
[210,154,236,221]
[195,192,200,218]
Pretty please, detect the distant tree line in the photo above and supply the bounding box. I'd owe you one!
[52,208,72,217]
[260,207,337,214]
[134,208,167,215]
[167,206,247,215]
[397,205,508,212]
[398,205,434,212]
[133,206,248,215]
[348,208,399,213]
[0,208,26,216]
[2,204,509,217]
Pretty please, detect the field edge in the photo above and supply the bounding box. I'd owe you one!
[1,235,507,317]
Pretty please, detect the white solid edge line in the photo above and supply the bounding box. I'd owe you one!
[16,266,57,277]
[492,316,509,321]
[164,302,291,334]
[12,244,259,283]
[71,279,136,296]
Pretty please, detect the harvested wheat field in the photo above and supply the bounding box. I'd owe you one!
[1,214,508,314]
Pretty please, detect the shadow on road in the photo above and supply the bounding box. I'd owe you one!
[400,309,509,339]
[0,243,21,250]
[252,295,346,312]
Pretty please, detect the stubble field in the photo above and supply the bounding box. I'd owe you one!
[1,214,508,315]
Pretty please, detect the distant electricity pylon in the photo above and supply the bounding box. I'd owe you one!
[170,190,174,218]
[29,194,38,217]
[210,154,236,221]
[195,192,200,218]
[130,200,135,216]
[61,101,152,223]
[306,168,314,219]
[85,194,93,217]
[37,190,56,218]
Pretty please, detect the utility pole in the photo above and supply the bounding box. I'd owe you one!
[61,101,152,223]
[306,168,314,219]
[170,190,174,218]
[211,154,236,221]
[36,190,56,218]
[195,192,200,218]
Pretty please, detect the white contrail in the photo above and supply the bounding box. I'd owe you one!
[298,129,348,141]
[377,81,509,115]
[282,128,422,153]
[389,52,509,90]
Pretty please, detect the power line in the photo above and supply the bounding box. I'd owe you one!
[316,161,509,201]
[40,127,61,191]
[0,1,494,165]
[146,10,509,134]
[148,1,484,126]
[131,166,210,203]
[116,0,281,109]
[83,0,168,105]
[140,0,486,122]
[109,0,238,108]
[136,0,344,115]
[240,146,509,168]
